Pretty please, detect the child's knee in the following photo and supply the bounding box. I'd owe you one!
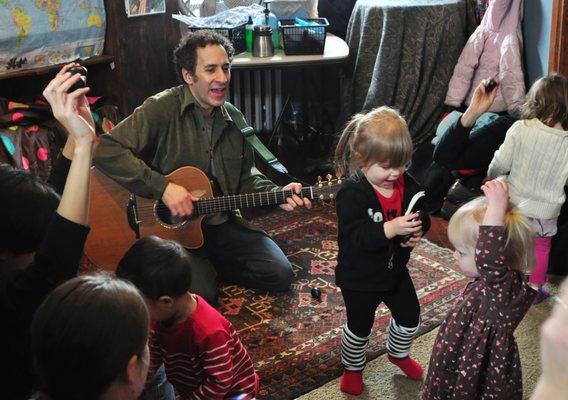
[394,306,421,328]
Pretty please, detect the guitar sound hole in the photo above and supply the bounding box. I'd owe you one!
[155,201,186,226]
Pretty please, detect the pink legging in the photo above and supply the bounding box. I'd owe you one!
[529,236,553,286]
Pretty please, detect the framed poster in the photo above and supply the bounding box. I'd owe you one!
[126,0,166,17]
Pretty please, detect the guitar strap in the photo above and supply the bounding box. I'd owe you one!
[226,104,288,174]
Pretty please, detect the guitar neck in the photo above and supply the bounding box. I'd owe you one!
[194,187,314,215]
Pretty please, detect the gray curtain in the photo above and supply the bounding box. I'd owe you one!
[341,0,476,144]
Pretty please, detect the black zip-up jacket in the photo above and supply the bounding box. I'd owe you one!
[433,114,516,171]
[1,156,90,399]
[335,173,430,291]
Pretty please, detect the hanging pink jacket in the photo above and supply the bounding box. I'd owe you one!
[445,0,525,113]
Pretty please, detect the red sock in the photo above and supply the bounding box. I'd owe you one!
[340,370,363,395]
[388,355,423,380]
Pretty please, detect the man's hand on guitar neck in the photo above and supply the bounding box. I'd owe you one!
[162,182,199,217]
[162,181,311,216]
[279,183,312,212]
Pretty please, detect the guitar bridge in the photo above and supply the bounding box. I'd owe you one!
[126,194,141,238]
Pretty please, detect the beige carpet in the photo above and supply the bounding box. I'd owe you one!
[299,281,559,400]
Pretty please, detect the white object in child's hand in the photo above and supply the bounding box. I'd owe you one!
[404,191,426,215]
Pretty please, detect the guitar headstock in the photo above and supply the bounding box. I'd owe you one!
[311,175,343,202]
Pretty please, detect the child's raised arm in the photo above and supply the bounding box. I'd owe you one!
[43,63,96,226]
[481,179,508,226]
[475,179,513,286]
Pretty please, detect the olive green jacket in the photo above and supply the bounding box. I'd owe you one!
[93,85,278,201]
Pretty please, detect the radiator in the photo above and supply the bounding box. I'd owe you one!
[229,69,283,133]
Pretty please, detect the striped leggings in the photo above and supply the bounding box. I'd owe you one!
[340,273,420,371]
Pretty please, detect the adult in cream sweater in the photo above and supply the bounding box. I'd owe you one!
[487,73,568,299]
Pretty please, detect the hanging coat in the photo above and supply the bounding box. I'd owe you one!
[445,0,525,113]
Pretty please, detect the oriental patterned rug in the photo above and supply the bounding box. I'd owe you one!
[218,204,466,400]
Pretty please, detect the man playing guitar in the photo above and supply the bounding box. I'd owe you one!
[94,30,311,305]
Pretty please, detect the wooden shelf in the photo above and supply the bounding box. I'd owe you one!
[0,55,115,80]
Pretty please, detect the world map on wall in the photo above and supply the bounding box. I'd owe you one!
[0,0,106,73]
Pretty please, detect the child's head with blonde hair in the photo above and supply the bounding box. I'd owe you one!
[334,106,413,177]
[521,73,568,130]
[448,196,535,276]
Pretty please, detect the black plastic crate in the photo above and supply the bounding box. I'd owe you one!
[188,23,247,55]
[279,18,329,55]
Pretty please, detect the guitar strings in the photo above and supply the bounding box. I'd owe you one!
[134,189,308,212]
[128,186,332,217]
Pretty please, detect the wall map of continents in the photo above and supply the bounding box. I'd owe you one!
[0,0,106,74]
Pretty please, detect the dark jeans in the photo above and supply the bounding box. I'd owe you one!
[140,364,175,400]
[341,270,421,338]
[189,219,294,305]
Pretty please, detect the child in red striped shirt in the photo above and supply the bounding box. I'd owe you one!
[116,236,259,400]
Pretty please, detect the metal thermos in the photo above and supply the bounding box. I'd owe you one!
[253,25,274,57]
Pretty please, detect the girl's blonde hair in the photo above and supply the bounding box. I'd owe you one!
[448,197,535,273]
[521,73,568,130]
[334,106,413,177]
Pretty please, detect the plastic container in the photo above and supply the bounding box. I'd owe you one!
[215,0,228,14]
[188,23,247,55]
[254,1,279,50]
[279,17,329,55]
[245,16,254,53]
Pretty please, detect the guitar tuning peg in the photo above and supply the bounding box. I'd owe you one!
[326,174,332,181]
[317,176,322,183]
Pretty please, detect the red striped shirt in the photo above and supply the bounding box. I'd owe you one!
[149,295,258,399]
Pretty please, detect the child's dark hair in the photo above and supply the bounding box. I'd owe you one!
[0,163,60,255]
[521,73,568,130]
[334,106,413,177]
[173,30,235,81]
[116,235,193,300]
[31,273,149,400]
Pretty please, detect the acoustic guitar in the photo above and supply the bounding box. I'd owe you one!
[86,166,342,270]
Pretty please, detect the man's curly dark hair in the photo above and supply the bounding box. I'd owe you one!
[173,30,235,81]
